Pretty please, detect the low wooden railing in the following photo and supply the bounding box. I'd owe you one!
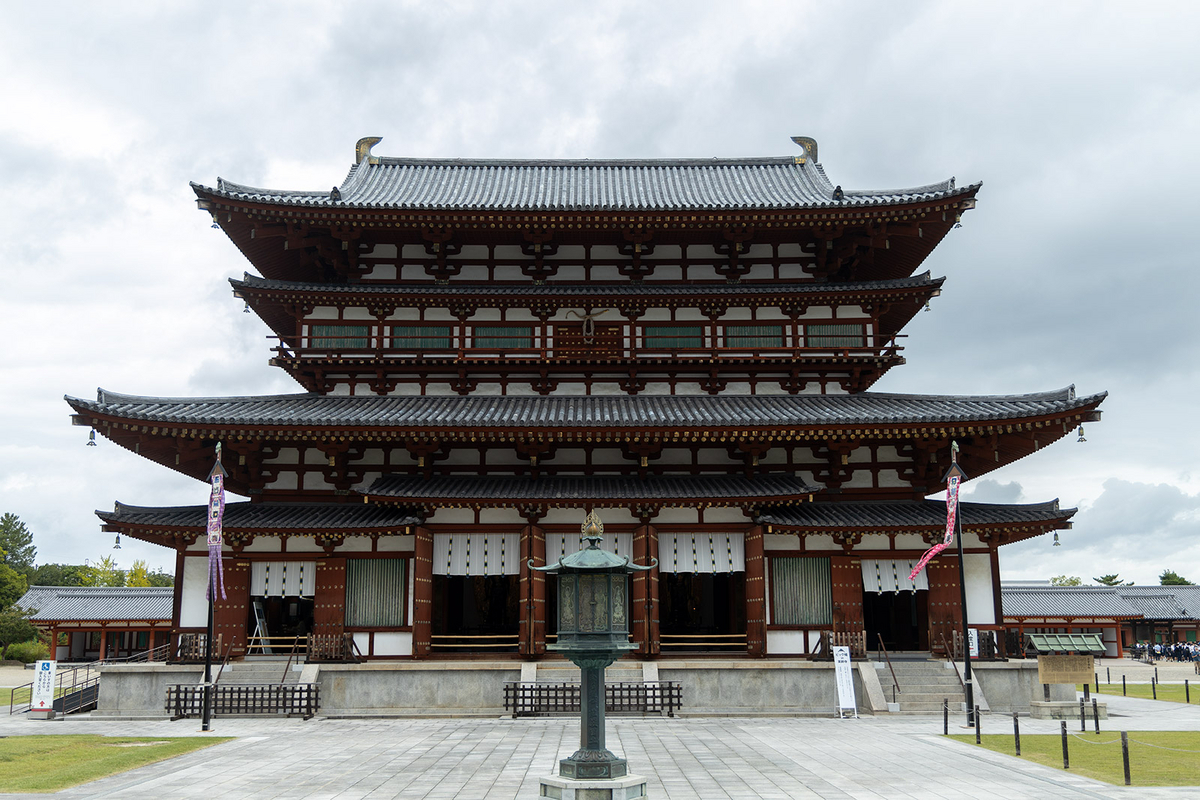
[659,633,747,652]
[817,630,867,659]
[307,633,362,663]
[175,633,222,662]
[504,681,682,718]
[245,635,306,657]
[430,634,520,652]
[166,684,319,720]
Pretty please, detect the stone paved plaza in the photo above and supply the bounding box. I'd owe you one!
[1,690,1199,799]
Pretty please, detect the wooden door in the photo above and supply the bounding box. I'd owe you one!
[830,556,865,635]
[744,526,766,656]
[927,557,962,656]
[212,561,250,657]
[313,558,346,637]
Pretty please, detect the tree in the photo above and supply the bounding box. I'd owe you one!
[1050,575,1083,586]
[26,563,86,587]
[1159,569,1195,586]
[1094,574,1133,586]
[0,606,37,655]
[0,514,36,572]
[80,556,126,587]
[0,562,28,609]
[146,568,174,587]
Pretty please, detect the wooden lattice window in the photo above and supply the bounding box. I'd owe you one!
[770,557,833,625]
[805,323,865,349]
[474,325,533,349]
[345,559,407,627]
[643,325,704,349]
[724,324,785,348]
[310,324,370,349]
[391,324,453,350]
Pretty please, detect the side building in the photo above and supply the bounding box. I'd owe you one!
[68,136,1104,666]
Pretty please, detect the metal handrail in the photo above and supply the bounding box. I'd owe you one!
[876,634,901,701]
[213,639,235,686]
[939,632,965,689]
[281,637,302,685]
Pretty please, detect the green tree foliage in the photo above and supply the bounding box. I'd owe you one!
[1093,574,1133,586]
[26,563,86,587]
[79,556,126,588]
[1050,575,1083,586]
[1159,569,1195,586]
[0,513,36,572]
[0,563,28,609]
[145,568,174,587]
[0,606,37,655]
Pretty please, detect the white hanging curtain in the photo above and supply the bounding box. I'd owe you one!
[250,561,316,597]
[860,558,929,593]
[544,532,634,565]
[433,533,521,576]
[657,532,745,573]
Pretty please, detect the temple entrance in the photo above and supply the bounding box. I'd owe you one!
[862,590,928,652]
[430,533,521,653]
[859,558,929,653]
[247,561,315,654]
[657,532,747,653]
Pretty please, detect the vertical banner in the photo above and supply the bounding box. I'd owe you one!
[207,444,227,601]
[833,646,858,718]
[32,660,57,713]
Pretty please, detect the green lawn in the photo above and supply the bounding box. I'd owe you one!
[951,731,1200,787]
[0,735,232,793]
[1077,682,1197,703]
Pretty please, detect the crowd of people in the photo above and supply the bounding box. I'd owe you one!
[1129,640,1200,662]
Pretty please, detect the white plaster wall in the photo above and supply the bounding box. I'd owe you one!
[478,508,528,525]
[963,553,996,625]
[377,536,414,552]
[243,538,283,553]
[764,533,800,550]
[337,538,373,553]
[428,508,474,525]
[702,508,750,524]
[653,508,700,525]
[893,534,926,550]
[804,537,840,551]
[180,557,208,627]
[285,536,323,553]
[766,630,810,655]
[855,534,889,550]
[372,632,412,657]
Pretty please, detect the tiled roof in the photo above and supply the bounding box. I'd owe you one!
[98,501,420,531]
[17,586,173,622]
[758,500,1074,530]
[68,387,1105,430]
[232,272,944,300]
[1121,593,1189,620]
[194,152,978,212]
[1121,586,1200,618]
[1003,587,1141,618]
[1025,633,1107,655]
[366,473,817,504]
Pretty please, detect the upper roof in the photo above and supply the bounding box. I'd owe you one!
[757,499,1075,530]
[17,586,173,622]
[195,137,978,213]
[69,386,1105,430]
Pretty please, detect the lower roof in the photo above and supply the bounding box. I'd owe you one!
[68,386,1105,430]
[756,499,1074,530]
[99,501,421,534]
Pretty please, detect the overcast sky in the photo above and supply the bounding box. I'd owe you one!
[1,1,1197,586]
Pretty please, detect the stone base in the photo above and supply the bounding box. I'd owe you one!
[29,709,55,720]
[539,772,648,799]
[1029,700,1108,720]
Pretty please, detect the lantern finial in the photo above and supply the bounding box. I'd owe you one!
[581,509,604,547]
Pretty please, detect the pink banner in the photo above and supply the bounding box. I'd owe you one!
[909,474,959,581]
[206,457,226,601]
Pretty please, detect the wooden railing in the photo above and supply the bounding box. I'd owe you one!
[817,631,867,659]
[166,684,318,720]
[504,681,681,718]
[659,633,747,652]
[245,635,306,657]
[175,633,221,663]
[430,634,520,652]
[307,633,362,663]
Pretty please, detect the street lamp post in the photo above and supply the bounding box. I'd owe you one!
[533,511,656,799]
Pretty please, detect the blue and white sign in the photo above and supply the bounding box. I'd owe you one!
[31,660,57,712]
[833,646,858,718]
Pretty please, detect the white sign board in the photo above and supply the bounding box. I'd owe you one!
[832,646,858,718]
[31,660,57,712]
[968,629,980,659]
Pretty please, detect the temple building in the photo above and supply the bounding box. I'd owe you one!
[68,136,1105,666]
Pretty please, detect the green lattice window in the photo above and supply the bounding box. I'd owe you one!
[770,557,832,625]
[805,323,865,349]
[391,324,453,350]
[643,325,704,349]
[474,325,533,349]
[310,324,370,349]
[724,324,785,348]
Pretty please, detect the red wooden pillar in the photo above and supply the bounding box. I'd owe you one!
[927,557,963,656]
[647,526,661,656]
[744,525,767,656]
[313,557,346,637]
[412,526,433,659]
[632,525,650,656]
[830,555,865,641]
[520,525,547,657]
[212,560,250,657]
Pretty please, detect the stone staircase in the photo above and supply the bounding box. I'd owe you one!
[216,660,305,685]
[884,660,965,713]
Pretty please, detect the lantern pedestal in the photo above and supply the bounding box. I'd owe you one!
[539,772,649,800]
